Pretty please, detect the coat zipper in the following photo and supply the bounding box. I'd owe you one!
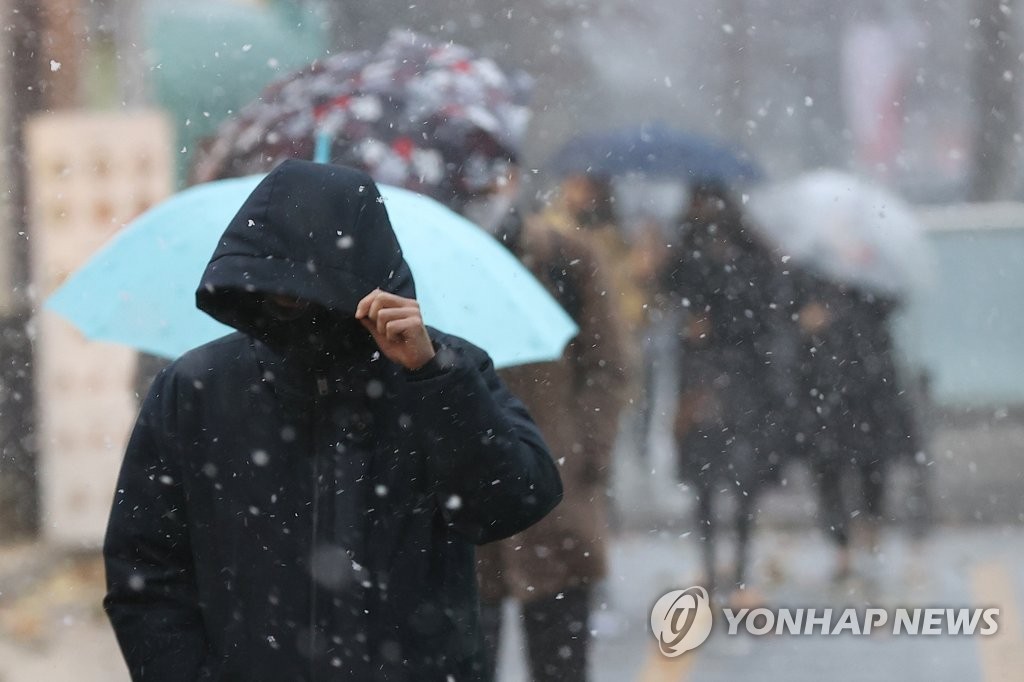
[309,375,328,682]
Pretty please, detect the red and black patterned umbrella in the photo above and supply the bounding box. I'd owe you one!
[192,29,532,207]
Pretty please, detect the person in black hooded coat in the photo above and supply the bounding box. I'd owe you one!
[102,160,563,682]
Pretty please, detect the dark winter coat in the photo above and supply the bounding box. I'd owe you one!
[791,272,921,473]
[102,160,562,681]
[663,211,793,489]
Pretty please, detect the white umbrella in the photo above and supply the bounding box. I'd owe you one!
[747,170,932,296]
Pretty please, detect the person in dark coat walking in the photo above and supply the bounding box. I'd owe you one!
[792,272,921,578]
[102,160,563,682]
[661,183,791,600]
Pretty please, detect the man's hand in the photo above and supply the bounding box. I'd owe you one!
[355,289,436,371]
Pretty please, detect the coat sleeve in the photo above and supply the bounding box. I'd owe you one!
[404,342,563,545]
[567,236,628,485]
[103,368,208,681]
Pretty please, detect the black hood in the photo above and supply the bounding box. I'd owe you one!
[196,160,416,342]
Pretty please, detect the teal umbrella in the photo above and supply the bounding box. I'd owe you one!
[143,0,327,182]
[45,175,578,369]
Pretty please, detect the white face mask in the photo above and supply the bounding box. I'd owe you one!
[461,190,517,236]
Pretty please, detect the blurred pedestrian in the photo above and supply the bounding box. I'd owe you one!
[661,182,791,600]
[103,160,562,681]
[792,272,922,579]
[543,173,653,466]
[626,216,678,461]
[544,173,647,348]
[469,168,627,682]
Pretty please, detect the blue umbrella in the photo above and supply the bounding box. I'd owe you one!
[46,175,578,369]
[548,122,763,185]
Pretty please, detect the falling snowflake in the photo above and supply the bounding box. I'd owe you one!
[366,380,385,399]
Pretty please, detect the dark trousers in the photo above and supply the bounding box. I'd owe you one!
[479,586,591,682]
[815,458,886,547]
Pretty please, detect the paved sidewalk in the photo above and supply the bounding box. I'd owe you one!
[490,526,1024,682]
[0,526,1021,681]
[0,550,127,682]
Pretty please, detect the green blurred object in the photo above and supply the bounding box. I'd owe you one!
[143,0,327,184]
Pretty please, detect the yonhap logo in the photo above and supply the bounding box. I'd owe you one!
[650,586,714,656]
[650,586,999,656]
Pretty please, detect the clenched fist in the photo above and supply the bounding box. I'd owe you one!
[354,289,436,371]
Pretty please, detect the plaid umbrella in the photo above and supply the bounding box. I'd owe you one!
[192,29,532,207]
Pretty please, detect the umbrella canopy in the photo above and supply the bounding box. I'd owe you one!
[46,174,577,369]
[547,122,763,186]
[191,29,532,207]
[746,169,932,296]
[143,0,327,182]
